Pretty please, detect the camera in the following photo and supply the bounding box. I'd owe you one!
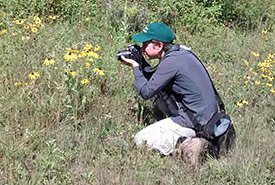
[117,44,155,80]
[116,44,142,63]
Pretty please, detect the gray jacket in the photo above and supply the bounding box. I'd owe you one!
[133,44,218,128]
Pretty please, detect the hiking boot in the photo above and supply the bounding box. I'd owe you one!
[177,137,210,167]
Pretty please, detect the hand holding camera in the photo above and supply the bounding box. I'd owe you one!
[120,56,139,68]
[117,45,144,68]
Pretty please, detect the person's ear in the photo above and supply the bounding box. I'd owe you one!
[157,41,163,51]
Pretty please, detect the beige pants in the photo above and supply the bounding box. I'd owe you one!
[134,118,196,155]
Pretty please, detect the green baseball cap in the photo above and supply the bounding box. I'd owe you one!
[132,23,175,43]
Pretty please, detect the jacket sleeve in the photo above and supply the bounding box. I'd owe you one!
[133,61,177,100]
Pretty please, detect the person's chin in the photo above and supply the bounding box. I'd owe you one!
[144,55,150,60]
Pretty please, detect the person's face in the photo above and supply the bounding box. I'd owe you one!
[140,40,163,60]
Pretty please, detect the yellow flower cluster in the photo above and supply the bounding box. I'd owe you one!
[63,44,101,63]
[207,63,223,76]
[12,16,44,35]
[207,64,217,72]
[63,43,104,85]
[8,15,105,88]
[2,15,59,41]
[257,53,274,82]
[236,99,249,107]
[242,52,275,92]
[12,19,26,25]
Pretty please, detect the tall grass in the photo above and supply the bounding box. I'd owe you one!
[0,0,274,184]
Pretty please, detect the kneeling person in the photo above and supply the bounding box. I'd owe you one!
[120,22,232,158]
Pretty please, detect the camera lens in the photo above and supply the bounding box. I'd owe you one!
[116,50,132,60]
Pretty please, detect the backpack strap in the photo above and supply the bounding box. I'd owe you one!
[188,50,226,114]
[175,50,226,131]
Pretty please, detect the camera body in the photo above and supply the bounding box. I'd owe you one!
[116,44,142,63]
[117,44,154,80]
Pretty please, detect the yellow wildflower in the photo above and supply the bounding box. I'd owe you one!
[12,19,25,25]
[78,51,88,58]
[22,36,30,41]
[29,23,36,28]
[268,76,274,81]
[266,83,272,87]
[244,80,248,87]
[255,80,261,85]
[244,75,251,80]
[67,70,77,77]
[242,100,248,105]
[15,82,28,86]
[252,52,259,57]
[43,58,56,66]
[236,102,243,107]
[48,15,57,20]
[38,23,44,27]
[31,27,38,33]
[270,89,275,93]
[85,17,90,22]
[15,82,23,86]
[88,51,100,59]
[94,45,101,52]
[80,78,89,85]
[84,62,90,69]
[261,29,267,35]
[243,60,249,66]
[33,16,42,24]
[24,25,30,30]
[88,57,94,62]
[267,53,274,61]
[258,61,271,68]
[35,21,41,26]
[261,74,269,79]
[11,32,18,36]
[28,72,40,80]
[0,29,7,35]
[64,50,78,62]
[93,68,105,76]
[83,44,93,51]
[252,71,258,75]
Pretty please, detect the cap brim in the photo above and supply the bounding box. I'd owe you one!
[131,33,152,42]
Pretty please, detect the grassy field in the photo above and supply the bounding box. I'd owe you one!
[0,0,274,184]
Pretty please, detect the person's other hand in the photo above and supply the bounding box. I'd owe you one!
[120,56,139,68]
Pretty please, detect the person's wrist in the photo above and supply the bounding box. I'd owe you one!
[132,63,139,68]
